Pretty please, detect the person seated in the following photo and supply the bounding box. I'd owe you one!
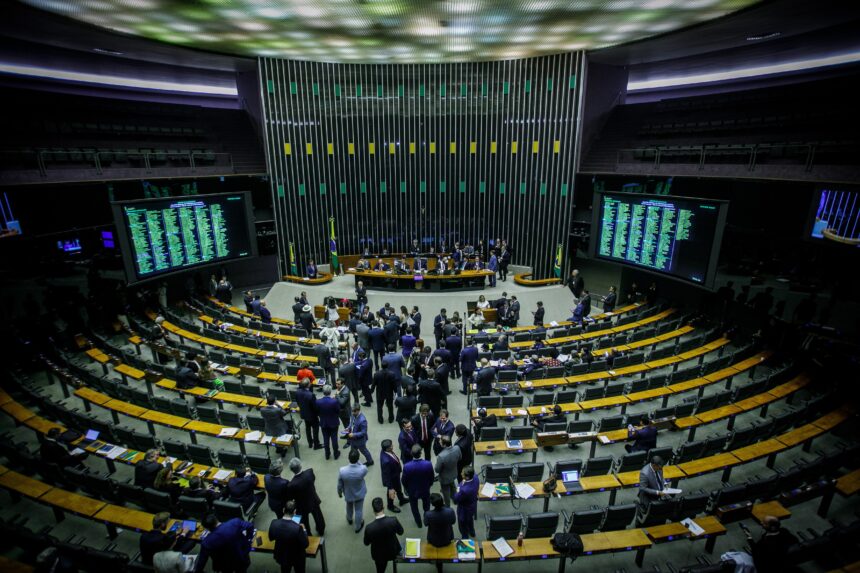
[40,427,86,468]
[356,257,370,270]
[175,361,201,390]
[153,466,183,503]
[183,476,220,509]
[224,467,266,514]
[745,515,799,573]
[472,408,497,441]
[626,415,657,453]
[139,512,196,566]
[373,258,390,272]
[135,449,164,489]
[413,257,427,272]
[393,258,409,274]
[531,404,567,451]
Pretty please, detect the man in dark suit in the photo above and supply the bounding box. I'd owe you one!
[40,427,85,468]
[458,340,478,395]
[265,461,291,519]
[433,356,451,396]
[292,297,305,323]
[194,514,254,573]
[299,305,316,337]
[402,444,434,527]
[139,512,195,565]
[383,318,400,350]
[313,342,334,382]
[269,500,309,573]
[373,258,389,271]
[134,449,163,489]
[412,405,436,461]
[444,329,462,378]
[335,378,352,428]
[626,416,658,453]
[295,379,322,450]
[424,493,456,548]
[473,408,498,441]
[417,375,444,420]
[638,456,667,506]
[409,306,422,340]
[243,291,254,313]
[368,321,387,370]
[372,366,398,425]
[565,269,584,300]
[306,259,318,279]
[474,359,496,397]
[745,515,799,573]
[338,359,360,404]
[259,301,272,324]
[287,457,325,536]
[380,439,407,512]
[225,467,265,514]
[453,424,473,477]
[433,309,447,347]
[394,384,418,424]
[532,301,545,326]
[364,497,404,573]
[398,419,419,462]
[261,393,291,456]
[317,385,341,460]
[356,350,374,407]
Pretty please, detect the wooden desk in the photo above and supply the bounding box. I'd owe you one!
[617,465,686,486]
[677,453,740,482]
[644,515,726,553]
[751,501,791,523]
[776,424,822,448]
[813,406,856,431]
[731,439,784,468]
[836,468,860,497]
[347,268,493,291]
[115,363,146,382]
[474,439,539,462]
[1,401,35,424]
[41,488,107,519]
[0,469,53,499]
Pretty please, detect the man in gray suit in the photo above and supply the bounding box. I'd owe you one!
[638,456,667,505]
[338,358,360,403]
[337,449,369,533]
[260,393,290,456]
[314,342,335,382]
[433,436,461,506]
[335,378,351,428]
[356,319,371,352]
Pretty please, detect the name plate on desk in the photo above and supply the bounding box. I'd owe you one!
[652,416,677,431]
[535,430,569,447]
[568,431,598,444]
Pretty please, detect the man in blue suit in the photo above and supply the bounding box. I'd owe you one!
[458,339,478,395]
[626,415,658,454]
[487,250,498,287]
[264,460,290,519]
[383,317,400,349]
[444,328,462,378]
[268,500,308,573]
[194,514,254,573]
[433,309,447,348]
[295,379,321,450]
[453,466,478,539]
[410,306,422,340]
[380,439,407,513]
[338,449,369,533]
[225,467,265,514]
[356,350,374,407]
[382,344,405,389]
[402,444,434,527]
[259,301,272,324]
[317,385,342,460]
[368,321,386,370]
[306,259,318,279]
[347,404,373,465]
[373,258,389,272]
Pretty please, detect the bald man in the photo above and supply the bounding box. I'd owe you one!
[745,515,798,573]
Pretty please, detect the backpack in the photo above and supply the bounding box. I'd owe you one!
[551,532,584,562]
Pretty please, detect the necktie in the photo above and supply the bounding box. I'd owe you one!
[390,452,401,468]
[422,417,428,441]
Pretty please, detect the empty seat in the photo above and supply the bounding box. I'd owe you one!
[479,427,506,442]
[483,464,514,482]
[523,512,559,538]
[615,451,647,473]
[637,498,678,526]
[556,390,578,404]
[144,488,174,514]
[514,463,544,482]
[501,395,524,407]
[187,444,215,466]
[178,495,211,521]
[161,438,187,460]
[531,392,555,406]
[213,500,250,522]
[602,503,636,531]
[218,449,245,470]
[676,492,709,520]
[485,515,522,540]
[552,459,583,479]
[583,456,613,476]
[508,426,534,440]
[478,396,501,409]
[599,415,625,431]
[567,509,603,534]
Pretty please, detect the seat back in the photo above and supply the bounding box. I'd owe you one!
[556,390,578,404]
[196,404,220,424]
[213,500,246,522]
[483,463,514,482]
[552,459,583,479]
[675,440,707,463]
[602,503,636,531]
[677,492,709,520]
[523,512,559,538]
[144,488,173,513]
[478,396,501,408]
[583,456,613,476]
[486,515,523,540]
[187,444,214,466]
[567,420,593,433]
[647,447,674,464]
[616,451,647,473]
[161,439,187,460]
[478,427,506,442]
[531,392,555,406]
[178,495,211,521]
[246,453,271,475]
[542,421,567,433]
[246,414,267,432]
[637,498,678,526]
[508,426,534,440]
[599,415,625,431]
[568,509,603,534]
[501,395,523,407]
[217,449,245,470]
[514,463,544,482]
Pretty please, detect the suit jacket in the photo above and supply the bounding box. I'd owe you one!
[260,404,289,437]
[306,264,317,278]
[398,428,419,461]
[434,446,461,485]
[444,336,462,362]
[269,518,308,566]
[135,460,163,489]
[260,307,272,324]
[292,302,304,322]
[140,529,179,565]
[382,352,405,380]
[488,255,498,271]
[459,345,478,373]
[368,328,386,352]
[265,474,290,514]
[299,312,316,335]
[364,516,404,563]
[410,312,422,336]
[336,385,351,416]
[226,473,258,511]
[432,348,452,366]
[629,425,658,453]
[603,292,617,313]
[433,315,446,338]
[402,459,434,498]
[372,369,398,398]
[638,464,665,503]
[453,477,479,522]
[339,361,358,392]
[412,412,436,445]
[317,396,341,429]
[434,363,450,390]
[356,323,371,350]
[424,507,456,547]
[394,394,418,423]
[295,387,318,423]
[418,379,444,415]
[194,518,253,573]
[357,358,373,387]
[313,344,332,370]
[348,412,369,448]
[380,450,404,489]
[383,321,400,347]
[432,419,455,443]
[337,462,369,502]
[40,439,79,468]
[474,367,496,395]
[533,307,545,326]
[287,469,321,515]
[454,433,474,469]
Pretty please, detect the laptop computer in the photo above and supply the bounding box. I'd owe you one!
[77,429,100,448]
[560,469,582,492]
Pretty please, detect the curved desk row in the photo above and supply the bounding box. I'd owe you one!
[282,272,334,285]
[513,272,562,286]
[347,268,494,291]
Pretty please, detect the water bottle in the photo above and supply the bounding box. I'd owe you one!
[517,532,524,548]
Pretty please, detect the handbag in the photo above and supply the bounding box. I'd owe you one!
[542,476,557,493]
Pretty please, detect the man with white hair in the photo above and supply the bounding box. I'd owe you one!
[287,458,325,535]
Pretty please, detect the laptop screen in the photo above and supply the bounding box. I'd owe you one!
[85,429,100,441]
[561,470,580,482]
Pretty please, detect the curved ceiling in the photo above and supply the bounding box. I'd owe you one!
[19,0,761,63]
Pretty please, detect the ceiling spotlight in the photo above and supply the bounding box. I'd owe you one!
[746,32,780,41]
[92,47,124,55]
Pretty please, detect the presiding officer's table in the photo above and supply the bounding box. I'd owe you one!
[347,268,494,291]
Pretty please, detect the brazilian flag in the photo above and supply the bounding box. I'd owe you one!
[329,217,339,273]
[289,242,298,276]
[553,243,562,278]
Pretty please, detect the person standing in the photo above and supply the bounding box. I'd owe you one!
[338,358,360,405]
[260,301,272,324]
[338,449,369,533]
[431,410,455,456]
[453,424,473,477]
[368,320,387,370]
[265,461,291,520]
[424,493,456,548]
[364,497,404,573]
[453,466,478,539]
[433,356,451,397]
[268,501,308,573]
[444,328,462,379]
[261,394,291,457]
[402,444,434,528]
[412,404,436,460]
[295,379,322,451]
[433,309,447,348]
[459,340,478,396]
[372,366,397,424]
[355,281,368,315]
[398,419,418,462]
[287,458,325,536]
[380,439,407,513]
[487,249,498,287]
[347,404,374,466]
[474,359,496,397]
[356,350,374,407]
[603,286,617,313]
[194,514,254,573]
[335,378,352,428]
[409,306,422,340]
[434,436,461,506]
[498,246,511,282]
[317,385,342,460]
[306,259,318,279]
[299,305,316,337]
[532,301,545,326]
[564,269,584,301]
[638,456,667,506]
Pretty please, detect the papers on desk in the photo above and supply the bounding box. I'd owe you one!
[404,538,421,559]
[302,277,309,281]
[514,483,536,499]
[261,436,273,444]
[549,321,559,327]
[681,518,705,536]
[505,439,523,449]
[218,428,239,438]
[480,482,496,497]
[181,554,198,572]
[212,469,233,482]
[604,312,614,316]
[517,409,528,416]
[70,448,86,456]
[105,446,127,460]
[608,370,617,376]
[456,539,477,560]
[274,434,293,444]
[598,435,611,444]
[557,354,570,363]
[491,537,514,558]
[243,431,262,442]
[505,408,513,416]
[663,487,683,495]
[489,360,500,367]
[524,381,533,388]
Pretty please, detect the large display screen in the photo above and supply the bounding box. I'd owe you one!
[112,192,256,284]
[808,188,860,247]
[591,192,727,288]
